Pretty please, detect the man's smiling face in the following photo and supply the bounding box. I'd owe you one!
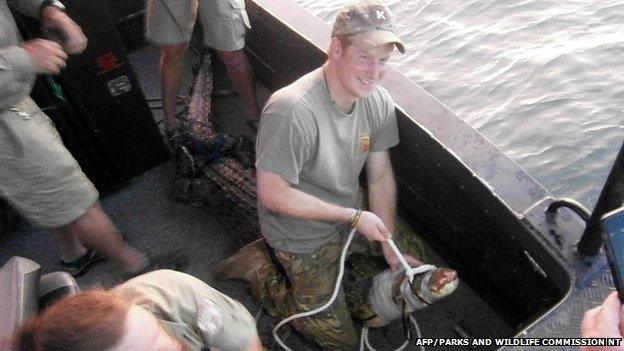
[334,33,394,103]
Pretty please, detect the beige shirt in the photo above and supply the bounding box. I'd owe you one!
[112,270,257,351]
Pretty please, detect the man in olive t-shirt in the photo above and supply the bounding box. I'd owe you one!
[256,66,400,254]
[216,1,421,350]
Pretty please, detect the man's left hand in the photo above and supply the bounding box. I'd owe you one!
[41,7,87,54]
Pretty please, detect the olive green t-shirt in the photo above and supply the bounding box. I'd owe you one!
[256,68,399,253]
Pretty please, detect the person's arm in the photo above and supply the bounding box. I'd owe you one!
[0,2,66,109]
[581,291,624,351]
[257,170,352,223]
[39,5,87,54]
[257,170,389,242]
[365,151,396,234]
[365,150,420,270]
[9,0,88,55]
[0,0,84,109]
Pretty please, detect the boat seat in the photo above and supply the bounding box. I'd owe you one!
[0,257,79,346]
[39,271,81,310]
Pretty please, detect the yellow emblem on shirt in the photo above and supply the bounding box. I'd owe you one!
[360,134,370,154]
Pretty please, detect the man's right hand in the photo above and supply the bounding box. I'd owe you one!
[354,210,392,242]
[21,39,68,74]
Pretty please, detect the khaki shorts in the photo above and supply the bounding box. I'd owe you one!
[145,0,251,51]
[0,99,99,228]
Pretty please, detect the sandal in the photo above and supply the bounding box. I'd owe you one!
[60,250,105,277]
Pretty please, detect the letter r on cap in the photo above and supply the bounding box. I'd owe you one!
[375,10,386,20]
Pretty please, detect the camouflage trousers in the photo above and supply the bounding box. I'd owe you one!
[250,220,428,351]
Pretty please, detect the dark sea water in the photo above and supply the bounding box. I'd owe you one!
[295,0,624,210]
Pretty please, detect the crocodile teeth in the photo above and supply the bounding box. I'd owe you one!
[431,278,459,298]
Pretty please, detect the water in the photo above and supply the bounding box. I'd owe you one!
[294,0,624,210]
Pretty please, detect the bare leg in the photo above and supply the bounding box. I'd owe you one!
[160,43,189,132]
[56,202,146,273]
[217,49,260,121]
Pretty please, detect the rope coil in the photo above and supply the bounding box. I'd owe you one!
[273,229,427,351]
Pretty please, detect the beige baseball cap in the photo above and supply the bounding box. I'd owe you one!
[332,0,405,53]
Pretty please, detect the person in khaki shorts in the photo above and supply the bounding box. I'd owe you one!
[0,0,149,276]
[145,0,261,134]
[12,270,265,351]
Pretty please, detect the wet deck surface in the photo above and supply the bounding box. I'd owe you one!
[0,42,516,350]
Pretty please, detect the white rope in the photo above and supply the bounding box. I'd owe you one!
[360,315,425,351]
[273,229,428,351]
[386,239,413,274]
[386,239,436,284]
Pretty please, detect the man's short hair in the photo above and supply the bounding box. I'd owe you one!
[336,35,354,49]
[12,290,129,351]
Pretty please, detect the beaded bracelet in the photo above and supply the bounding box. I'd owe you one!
[349,208,363,228]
